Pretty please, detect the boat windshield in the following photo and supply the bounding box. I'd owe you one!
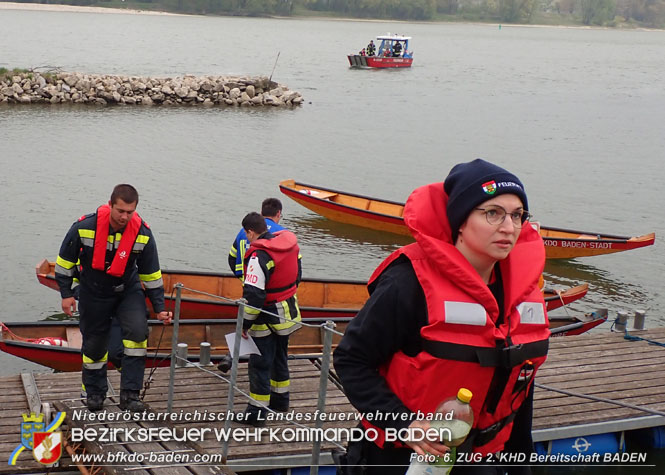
[377,37,412,58]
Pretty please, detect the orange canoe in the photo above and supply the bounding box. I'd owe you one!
[37,260,586,316]
[279,180,655,259]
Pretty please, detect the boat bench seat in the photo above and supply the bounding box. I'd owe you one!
[312,191,337,200]
[66,327,83,348]
[367,201,404,216]
[299,189,337,200]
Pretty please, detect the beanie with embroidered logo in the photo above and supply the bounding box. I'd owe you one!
[444,158,528,243]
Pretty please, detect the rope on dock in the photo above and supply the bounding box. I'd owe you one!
[623,330,665,348]
[534,382,665,418]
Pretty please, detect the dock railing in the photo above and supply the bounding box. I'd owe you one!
[164,283,344,475]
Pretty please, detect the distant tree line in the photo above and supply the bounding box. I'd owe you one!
[6,0,665,26]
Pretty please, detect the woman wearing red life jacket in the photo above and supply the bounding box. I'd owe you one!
[333,159,549,474]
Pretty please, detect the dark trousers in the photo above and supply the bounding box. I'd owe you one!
[247,332,290,412]
[79,283,148,395]
[108,319,124,369]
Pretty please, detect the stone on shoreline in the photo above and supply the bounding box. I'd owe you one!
[0,71,303,108]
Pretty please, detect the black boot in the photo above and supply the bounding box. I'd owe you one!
[269,393,289,413]
[217,355,233,373]
[119,390,147,412]
[86,394,105,412]
[239,406,267,427]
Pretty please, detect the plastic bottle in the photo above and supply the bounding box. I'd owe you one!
[405,388,474,475]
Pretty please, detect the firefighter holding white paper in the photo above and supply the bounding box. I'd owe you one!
[239,212,302,426]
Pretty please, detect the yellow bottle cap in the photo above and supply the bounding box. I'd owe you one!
[457,388,473,403]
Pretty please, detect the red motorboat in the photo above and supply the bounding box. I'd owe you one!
[348,34,413,69]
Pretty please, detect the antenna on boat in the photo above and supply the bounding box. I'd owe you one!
[269,52,281,84]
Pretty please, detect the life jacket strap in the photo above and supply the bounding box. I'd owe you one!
[461,411,518,451]
[421,339,548,369]
[266,281,297,295]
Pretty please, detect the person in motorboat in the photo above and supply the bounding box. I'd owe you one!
[367,40,376,56]
[393,41,403,57]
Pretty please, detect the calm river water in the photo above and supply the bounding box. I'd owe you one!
[1,7,664,469]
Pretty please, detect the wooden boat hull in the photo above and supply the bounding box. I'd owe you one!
[1,308,606,371]
[279,180,655,259]
[539,226,656,259]
[543,283,588,311]
[0,319,348,372]
[347,55,413,68]
[36,259,369,320]
[36,260,586,317]
[548,309,608,337]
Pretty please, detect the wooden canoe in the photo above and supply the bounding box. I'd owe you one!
[0,309,606,372]
[0,318,348,372]
[548,308,608,337]
[279,180,655,259]
[36,260,587,317]
[36,259,369,320]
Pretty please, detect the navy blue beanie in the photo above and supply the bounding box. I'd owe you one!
[444,159,528,242]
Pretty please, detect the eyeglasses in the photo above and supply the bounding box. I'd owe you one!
[474,206,531,227]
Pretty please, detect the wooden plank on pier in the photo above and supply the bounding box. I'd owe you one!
[0,357,355,474]
[533,328,665,437]
[20,372,41,414]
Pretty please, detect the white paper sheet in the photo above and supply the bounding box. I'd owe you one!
[225,332,262,356]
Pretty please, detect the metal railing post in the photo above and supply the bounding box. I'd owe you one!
[222,298,247,462]
[167,283,183,413]
[310,320,335,475]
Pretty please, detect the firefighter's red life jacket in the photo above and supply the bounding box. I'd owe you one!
[92,204,142,278]
[246,230,299,304]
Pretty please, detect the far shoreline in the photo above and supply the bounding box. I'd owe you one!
[0,1,188,16]
[1,1,662,32]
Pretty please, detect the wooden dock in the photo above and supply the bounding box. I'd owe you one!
[0,357,354,474]
[533,327,665,441]
[1,329,664,474]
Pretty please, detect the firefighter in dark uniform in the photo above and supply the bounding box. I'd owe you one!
[55,184,172,412]
[367,40,376,56]
[239,212,302,426]
[228,198,285,279]
[392,41,403,57]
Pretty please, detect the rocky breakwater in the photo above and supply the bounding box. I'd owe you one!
[0,71,303,107]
